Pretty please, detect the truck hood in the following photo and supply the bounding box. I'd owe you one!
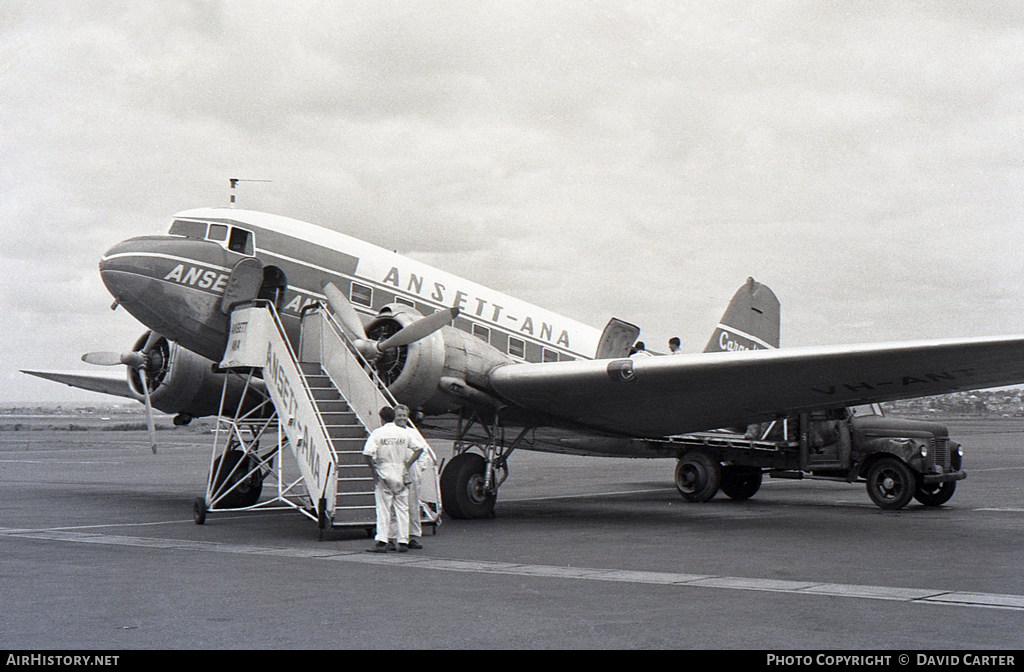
[849,416,949,439]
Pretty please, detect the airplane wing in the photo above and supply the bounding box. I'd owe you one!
[21,370,135,400]
[488,335,1024,438]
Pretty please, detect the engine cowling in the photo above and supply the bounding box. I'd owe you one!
[123,332,265,421]
[364,306,514,415]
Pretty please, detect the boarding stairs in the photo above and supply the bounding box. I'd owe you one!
[198,299,438,537]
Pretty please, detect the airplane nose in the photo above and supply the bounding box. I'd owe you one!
[99,238,148,304]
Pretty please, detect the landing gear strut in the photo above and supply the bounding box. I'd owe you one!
[440,410,528,519]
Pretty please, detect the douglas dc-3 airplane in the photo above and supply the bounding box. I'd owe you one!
[23,207,1024,518]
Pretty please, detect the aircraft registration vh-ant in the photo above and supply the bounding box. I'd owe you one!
[23,207,1024,520]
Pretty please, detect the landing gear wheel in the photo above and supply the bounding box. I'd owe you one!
[211,450,263,509]
[193,497,207,525]
[440,452,497,519]
[865,457,916,509]
[720,466,763,501]
[914,481,956,507]
[675,452,722,502]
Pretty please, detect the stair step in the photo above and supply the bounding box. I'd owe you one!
[309,387,343,402]
[337,477,375,494]
[323,425,366,440]
[335,492,376,507]
[335,451,372,466]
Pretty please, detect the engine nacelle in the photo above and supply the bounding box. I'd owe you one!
[365,307,514,415]
[124,332,265,420]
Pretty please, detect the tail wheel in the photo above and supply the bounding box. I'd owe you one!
[914,481,956,507]
[210,450,263,509]
[865,457,916,510]
[720,466,763,501]
[675,451,721,502]
[440,452,496,519]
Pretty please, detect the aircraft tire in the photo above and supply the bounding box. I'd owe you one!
[211,450,263,509]
[440,452,496,519]
[865,457,916,510]
[720,466,762,501]
[675,452,721,503]
[914,480,956,507]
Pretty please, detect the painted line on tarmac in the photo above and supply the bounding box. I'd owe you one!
[2,527,1022,612]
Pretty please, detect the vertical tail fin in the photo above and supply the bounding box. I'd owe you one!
[704,277,780,352]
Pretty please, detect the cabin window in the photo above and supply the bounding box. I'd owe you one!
[394,296,416,308]
[168,219,206,238]
[472,324,490,343]
[228,227,254,255]
[543,348,559,363]
[508,337,525,359]
[207,224,228,242]
[350,282,373,307]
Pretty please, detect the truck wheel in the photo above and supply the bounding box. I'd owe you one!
[675,452,721,502]
[865,457,916,510]
[720,466,762,500]
[914,481,956,507]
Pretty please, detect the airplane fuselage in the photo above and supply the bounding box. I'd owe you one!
[100,208,602,369]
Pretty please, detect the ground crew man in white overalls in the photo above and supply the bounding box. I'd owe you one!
[362,404,426,553]
[390,430,438,549]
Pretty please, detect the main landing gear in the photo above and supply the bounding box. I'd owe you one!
[439,410,529,519]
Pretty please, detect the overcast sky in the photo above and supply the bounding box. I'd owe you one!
[3,1,1024,403]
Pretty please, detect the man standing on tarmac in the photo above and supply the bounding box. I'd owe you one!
[363,404,426,553]
[389,420,437,550]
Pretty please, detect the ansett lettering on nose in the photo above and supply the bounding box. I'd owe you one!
[163,264,229,292]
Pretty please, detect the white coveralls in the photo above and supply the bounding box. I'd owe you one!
[362,422,428,545]
[388,440,438,540]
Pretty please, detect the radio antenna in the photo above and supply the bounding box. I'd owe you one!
[228,178,272,207]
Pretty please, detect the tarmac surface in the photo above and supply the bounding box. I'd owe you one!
[1,416,1023,650]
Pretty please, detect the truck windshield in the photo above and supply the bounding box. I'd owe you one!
[849,404,884,418]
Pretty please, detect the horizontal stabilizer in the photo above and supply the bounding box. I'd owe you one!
[21,370,134,400]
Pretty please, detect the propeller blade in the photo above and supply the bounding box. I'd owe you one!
[141,330,162,354]
[82,352,125,366]
[141,379,157,454]
[323,283,368,341]
[378,307,460,350]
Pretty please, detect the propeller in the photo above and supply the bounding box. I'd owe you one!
[82,331,163,454]
[323,282,459,360]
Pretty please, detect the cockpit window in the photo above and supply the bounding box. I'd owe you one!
[228,227,254,255]
[207,224,228,242]
[168,219,206,238]
[168,220,255,255]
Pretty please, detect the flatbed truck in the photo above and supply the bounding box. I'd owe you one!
[658,404,966,509]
